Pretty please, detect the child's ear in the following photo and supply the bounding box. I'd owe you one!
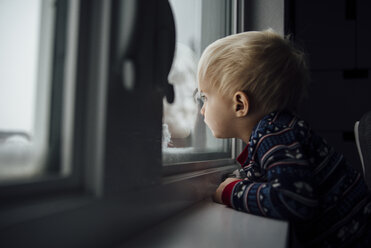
[233,91,249,117]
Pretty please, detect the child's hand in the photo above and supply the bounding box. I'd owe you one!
[213,178,241,204]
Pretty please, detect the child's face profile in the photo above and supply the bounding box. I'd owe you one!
[198,80,235,139]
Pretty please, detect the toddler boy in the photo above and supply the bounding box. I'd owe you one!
[197,29,371,247]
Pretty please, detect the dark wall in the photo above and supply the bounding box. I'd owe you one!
[292,0,371,171]
[245,0,285,35]
[244,0,371,171]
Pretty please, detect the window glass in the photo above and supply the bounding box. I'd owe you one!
[0,0,55,181]
[162,0,232,165]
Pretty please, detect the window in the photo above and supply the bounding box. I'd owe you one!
[162,0,236,166]
[0,0,79,184]
[0,1,247,246]
[0,0,56,181]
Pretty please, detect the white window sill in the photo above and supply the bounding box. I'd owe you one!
[121,199,289,248]
[2,164,282,247]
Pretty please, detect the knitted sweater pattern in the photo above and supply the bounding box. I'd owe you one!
[222,111,371,247]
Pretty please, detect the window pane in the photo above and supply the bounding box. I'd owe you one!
[0,0,55,180]
[162,0,232,165]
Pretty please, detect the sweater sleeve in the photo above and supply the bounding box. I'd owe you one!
[222,139,319,223]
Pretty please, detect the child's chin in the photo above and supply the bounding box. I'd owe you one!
[209,127,230,139]
[212,132,227,139]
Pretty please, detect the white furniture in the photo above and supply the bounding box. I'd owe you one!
[354,111,371,189]
[121,200,289,248]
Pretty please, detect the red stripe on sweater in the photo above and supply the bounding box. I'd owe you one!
[222,180,243,207]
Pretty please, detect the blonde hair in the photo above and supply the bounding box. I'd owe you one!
[197,29,309,114]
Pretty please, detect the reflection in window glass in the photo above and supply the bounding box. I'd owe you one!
[0,0,54,180]
[162,0,232,164]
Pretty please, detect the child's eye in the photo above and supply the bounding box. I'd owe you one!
[193,89,207,103]
[200,94,207,102]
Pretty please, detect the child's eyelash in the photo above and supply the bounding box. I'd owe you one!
[193,89,206,102]
[195,93,206,102]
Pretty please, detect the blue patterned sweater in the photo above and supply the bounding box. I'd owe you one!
[221,111,371,247]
